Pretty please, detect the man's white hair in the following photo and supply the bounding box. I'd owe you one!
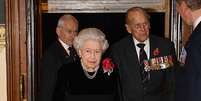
[57,14,78,27]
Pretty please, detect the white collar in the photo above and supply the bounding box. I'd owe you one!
[58,38,70,53]
[133,37,149,46]
[193,16,201,29]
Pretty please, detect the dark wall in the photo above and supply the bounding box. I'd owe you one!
[42,13,164,52]
[0,0,5,23]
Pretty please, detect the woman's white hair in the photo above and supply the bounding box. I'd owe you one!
[73,28,109,53]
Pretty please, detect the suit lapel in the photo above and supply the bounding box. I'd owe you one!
[149,36,158,59]
[126,35,140,67]
[124,35,142,87]
[55,40,71,63]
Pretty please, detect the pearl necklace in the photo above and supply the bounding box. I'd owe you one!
[83,69,98,79]
[81,60,99,79]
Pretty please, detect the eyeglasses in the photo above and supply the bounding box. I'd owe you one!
[131,22,149,30]
[81,48,102,57]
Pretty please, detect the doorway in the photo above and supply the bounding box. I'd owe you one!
[42,13,165,52]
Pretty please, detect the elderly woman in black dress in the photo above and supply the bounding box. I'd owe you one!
[52,28,120,101]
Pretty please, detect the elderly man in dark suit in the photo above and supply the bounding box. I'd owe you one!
[176,0,201,101]
[39,14,79,101]
[111,7,177,101]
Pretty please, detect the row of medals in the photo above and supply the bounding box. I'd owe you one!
[143,55,173,72]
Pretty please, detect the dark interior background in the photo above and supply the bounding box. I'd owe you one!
[42,13,165,52]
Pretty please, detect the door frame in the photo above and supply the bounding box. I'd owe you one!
[6,0,28,101]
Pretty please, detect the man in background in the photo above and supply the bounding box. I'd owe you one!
[38,14,79,101]
[176,0,201,101]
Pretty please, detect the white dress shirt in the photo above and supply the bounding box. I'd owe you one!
[58,38,71,55]
[133,37,150,61]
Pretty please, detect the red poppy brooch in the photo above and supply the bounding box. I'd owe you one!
[102,58,115,76]
[153,48,160,56]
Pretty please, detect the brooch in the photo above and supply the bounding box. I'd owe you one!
[102,58,115,76]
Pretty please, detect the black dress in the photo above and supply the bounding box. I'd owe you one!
[52,60,119,101]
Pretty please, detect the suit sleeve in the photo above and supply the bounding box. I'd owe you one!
[52,66,69,101]
[109,47,124,101]
[39,52,60,101]
[163,42,178,101]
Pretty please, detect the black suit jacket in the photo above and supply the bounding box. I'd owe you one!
[176,22,201,101]
[39,40,76,101]
[111,35,177,101]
